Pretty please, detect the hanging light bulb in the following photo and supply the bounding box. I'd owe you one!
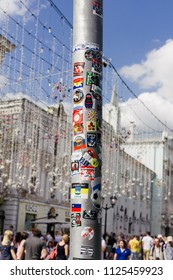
[48,27,51,33]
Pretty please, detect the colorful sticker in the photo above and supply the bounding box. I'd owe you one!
[90,181,101,208]
[93,1,103,18]
[73,108,84,135]
[87,121,97,132]
[93,50,102,62]
[90,84,102,101]
[73,108,83,124]
[73,62,85,77]
[85,49,95,61]
[86,71,101,87]
[85,93,93,109]
[81,166,95,180]
[92,91,102,101]
[90,158,99,168]
[73,89,84,104]
[72,203,81,212]
[71,183,89,199]
[83,210,97,220]
[73,123,84,135]
[80,246,94,257]
[79,148,96,166]
[74,135,86,151]
[71,161,80,175]
[87,133,96,147]
[73,77,84,89]
[81,227,94,240]
[71,213,81,227]
[92,59,102,75]
[88,110,97,121]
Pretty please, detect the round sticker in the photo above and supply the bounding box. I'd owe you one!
[90,181,101,209]
[92,91,102,101]
[90,158,99,168]
[81,227,94,240]
[85,49,95,61]
[73,89,84,104]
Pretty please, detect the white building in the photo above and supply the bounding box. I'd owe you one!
[122,132,173,236]
[0,98,71,235]
[0,97,156,238]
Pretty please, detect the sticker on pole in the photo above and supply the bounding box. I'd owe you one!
[90,180,101,208]
[81,226,94,240]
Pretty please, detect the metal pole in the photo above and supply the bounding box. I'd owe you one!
[70,0,103,259]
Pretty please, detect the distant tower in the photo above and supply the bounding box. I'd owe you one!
[106,84,120,134]
[0,35,15,65]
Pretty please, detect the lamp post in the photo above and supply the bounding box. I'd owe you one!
[102,195,117,235]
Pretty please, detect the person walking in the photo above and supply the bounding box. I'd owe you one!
[149,237,164,260]
[164,236,173,260]
[114,239,131,260]
[55,234,69,260]
[22,229,48,260]
[129,235,140,260]
[16,231,29,260]
[0,230,17,260]
[142,232,153,260]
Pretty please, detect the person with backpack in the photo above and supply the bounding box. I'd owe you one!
[149,237,164,260]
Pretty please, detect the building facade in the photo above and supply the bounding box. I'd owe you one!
[0,98,71,234]
[123,132,173,236]
[0,97,156,237]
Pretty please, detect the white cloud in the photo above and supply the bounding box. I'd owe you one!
[0,75,8,88]
[0,0,33,20]
[118,39,173,132]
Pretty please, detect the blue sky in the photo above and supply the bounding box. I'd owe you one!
[52,0,173,132]
[57,0,173,67]
[0,0,173,132]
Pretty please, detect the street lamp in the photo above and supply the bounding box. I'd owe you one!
[102,195,117,235]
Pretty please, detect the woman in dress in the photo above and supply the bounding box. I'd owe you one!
[56,234,69,260]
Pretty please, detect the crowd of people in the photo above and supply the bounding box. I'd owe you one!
[102,231,173,260]
[1,226,173,260]
[0,226,69,260]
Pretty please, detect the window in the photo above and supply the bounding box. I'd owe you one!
[25,213,36,231]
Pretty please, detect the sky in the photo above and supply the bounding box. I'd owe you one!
[1,0,173,133]
[57,0,173,133]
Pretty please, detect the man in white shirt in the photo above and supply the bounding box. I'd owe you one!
[142,232,153,260]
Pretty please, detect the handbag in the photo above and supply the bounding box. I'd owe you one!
[49,247,57,260]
